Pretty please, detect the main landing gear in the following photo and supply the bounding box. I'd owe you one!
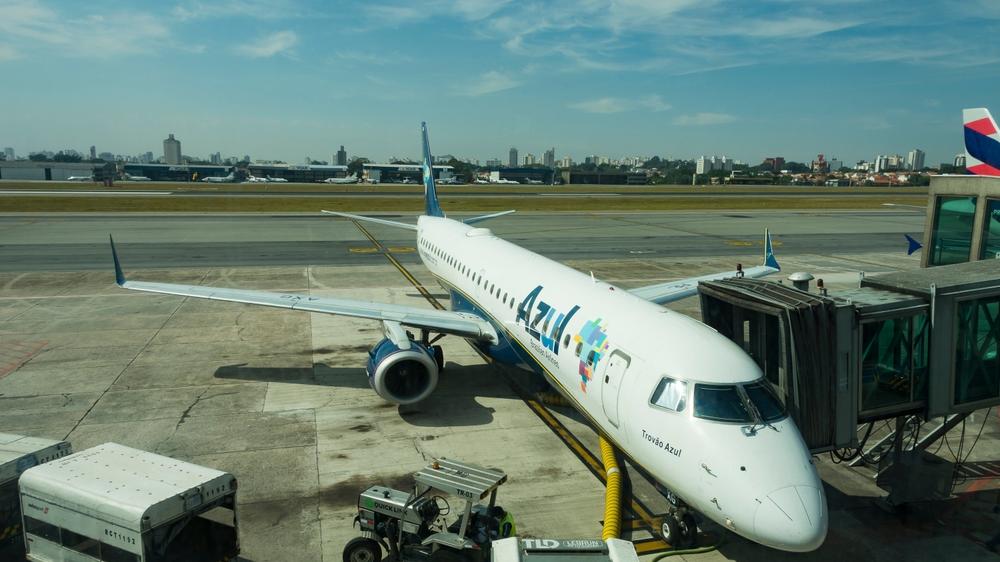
[659,489,698,548]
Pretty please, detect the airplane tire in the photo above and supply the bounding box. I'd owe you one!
[344,537,382,562]
[677,513,698,548]
[660,517,680,545]
[433,345,444,371]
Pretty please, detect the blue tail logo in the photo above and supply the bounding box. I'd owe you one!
[421,122,445,218]
[905,234,923,256]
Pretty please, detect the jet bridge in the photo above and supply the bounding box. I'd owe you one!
[698,258,1000,504]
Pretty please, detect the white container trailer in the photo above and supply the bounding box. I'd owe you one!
[0,433,73,560]
[18,442,239,562]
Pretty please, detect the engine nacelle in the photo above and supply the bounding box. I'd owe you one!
[366,337,439,404]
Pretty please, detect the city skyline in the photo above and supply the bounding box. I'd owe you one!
[1,1,998,166]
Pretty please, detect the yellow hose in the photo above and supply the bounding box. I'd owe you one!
[600,436,622,541]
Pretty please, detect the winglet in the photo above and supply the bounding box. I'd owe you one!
[764,229,780,271]
[905,234,923,256]
[110,235,126,286]
[421,122,445,218]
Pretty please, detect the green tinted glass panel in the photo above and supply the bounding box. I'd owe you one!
[954,297,1000,404]
[860,314,928,412]
[929,196,976,265]
[980,199,1000,259]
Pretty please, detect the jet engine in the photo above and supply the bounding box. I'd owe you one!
[366,337,439,404]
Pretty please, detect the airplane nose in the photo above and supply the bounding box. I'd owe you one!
[753,485,827,552]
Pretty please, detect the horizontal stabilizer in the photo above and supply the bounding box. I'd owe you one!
[463,210,516,225]
[905,234,923,256]
[321,210,418,231]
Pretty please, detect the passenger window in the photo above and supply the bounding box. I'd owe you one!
[575,342,583,357]
[563,334,570,348]
[650,377,687,412]
[586,350,595,366]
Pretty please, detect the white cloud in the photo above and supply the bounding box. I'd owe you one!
[673,112,737,126]
[569,95,671,114]
[0,2,171,58]
[570,98,628,114]
[172,0,305,21]
[334,50,408,65]
[234,30,299,58]
[457,71,519,96]
[0,45,19,61]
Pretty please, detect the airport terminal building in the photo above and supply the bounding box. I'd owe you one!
[362,163,453,183]
[0,161,115,181]
[122,163,350,182]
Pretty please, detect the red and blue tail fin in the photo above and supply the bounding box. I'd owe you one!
[963,108,1000,176]
[421,122,445,218]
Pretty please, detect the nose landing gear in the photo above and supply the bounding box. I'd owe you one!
[659,491,698,548]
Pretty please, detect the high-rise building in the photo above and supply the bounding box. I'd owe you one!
[543,148,555,168]
[210,152,222,165]
[508,147,518,168]
[98,152,115,162]
[829,158,843,172]
[3,147,13,160]
[762,156,785,173]
[163,133,182,165]
[89,145,96,160]
[336,145,347,166]
[486,158,502,168]
[906,149,925,171]
[524,153,536,166]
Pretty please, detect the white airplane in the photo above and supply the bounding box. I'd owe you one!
[202,172,236,183]
[108,123,826,553]
[66,175,93,181]
[401,177,416,184]
[496,178,520,184]
[124,173,151,182]
[525,179,544,185]
[266,175,288,183]
[473,178,489,184]
[324,174,360,184]
[244,174,269,184]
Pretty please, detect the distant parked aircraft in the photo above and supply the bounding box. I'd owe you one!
[266,176,288,183]
[67,175,93,182]
[324,174,360,184]
[124,173,151,182]
[202,172,236,183]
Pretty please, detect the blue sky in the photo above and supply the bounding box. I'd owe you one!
[1,0,998,167]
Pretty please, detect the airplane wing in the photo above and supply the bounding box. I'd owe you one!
[109,237,496,342]
[629,230,780,305]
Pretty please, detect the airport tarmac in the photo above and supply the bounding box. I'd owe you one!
[1,210,997,561]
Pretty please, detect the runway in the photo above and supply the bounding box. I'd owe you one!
[0,210,925,272]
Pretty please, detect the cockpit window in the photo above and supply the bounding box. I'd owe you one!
[650,377,687,412]
[744,381,787,422]
[693,380,788,424]
[693,384,750,423]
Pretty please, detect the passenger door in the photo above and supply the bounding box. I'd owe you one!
[601,349,631,427]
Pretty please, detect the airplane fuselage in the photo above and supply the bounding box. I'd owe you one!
[415,216,826,552]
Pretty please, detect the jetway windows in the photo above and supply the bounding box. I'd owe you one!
[980,199,1000,259]
[929,196,976,265]
[954,296,1000,405]
[860,314,929,414]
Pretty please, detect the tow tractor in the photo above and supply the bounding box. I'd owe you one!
[345,458,510,562]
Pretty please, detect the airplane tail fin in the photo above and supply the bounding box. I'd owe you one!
[764,229,780,271]
[963,108,1000,176]
[421,122,445,218]
[905,234,923,256]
